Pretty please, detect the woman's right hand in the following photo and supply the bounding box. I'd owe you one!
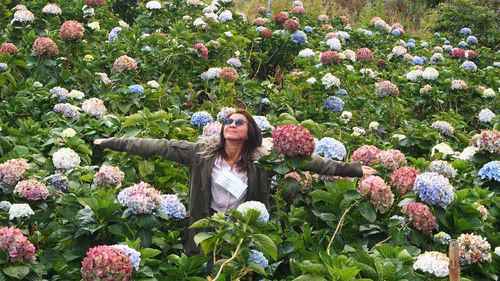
[94,139,104,145]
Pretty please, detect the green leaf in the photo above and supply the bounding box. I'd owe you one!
[292,274,328,281]
[189,218,210,229]
[396,249,413,262]
[253,233,277,261]
[140,248,162,259]
[3,265,30,279]
[193,232,214,246]
[248,264,267,276]
[122,113,145,128]
[309,190,335,204]
[338,267,361,281]
[358,201,377,223]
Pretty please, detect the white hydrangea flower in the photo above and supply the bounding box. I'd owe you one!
[306,77,316,84]
[352,127,366,136]
[33,81,43,88]
[321,73,340,89]
[369,121,379,130]
[431,143,454,157]
[392,46,407,56]
[456,146,478,160]
[495,247,500,256]
[147,80,160,88]
[118,20,129,28]
[326,38,341,51]
[422,67,439,80]
[481,88,495,98]
[406,69,422,82]
[392,134,406,140]
[9,203,34,220]
[88,21,100,30]
[13,9,34,22]
[298,48,315,58]
[478,109,496,123]
[68,90,84,100]
[236,201,269,222]
[193,18,207,28]
[146,1,162,9]
[341,111,352,121]
[413,251,449,277]
[62,128,77,138]
[53,147,81,169]
[359,68,375,78]
[262,137,273,150]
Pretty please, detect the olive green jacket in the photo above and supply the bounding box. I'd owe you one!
[100,136,362,255]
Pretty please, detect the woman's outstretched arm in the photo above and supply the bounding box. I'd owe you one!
[301,154,375,177]
[94,137,196,165]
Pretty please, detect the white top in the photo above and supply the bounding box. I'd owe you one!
[210,155,248,214]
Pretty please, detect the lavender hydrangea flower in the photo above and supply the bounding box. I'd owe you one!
[291,31,307,44]
[460,27,471,35]
[314,137,346,160]
[226,57,242,67]
[325,96,344,113]
[304,26,313,33]
[248,249,268,269]
[191,111,213,127]
[478,109,496,122]
[466,36,478,44]
[414,172,455,209]
[478,161,500,181]
[461,61,477,72]
[157,194,187,219]
[253,116,274,131]
[108,27,122,43]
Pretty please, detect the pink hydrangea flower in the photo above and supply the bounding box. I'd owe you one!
[457,233,492,265]
[284,19,300,30]
[402,202,435,233]
[94,165,125,186]
[451,48,465,58]
[81,245,133,281]
[375,81,399,97]
[351,145,380,166]
[32,37,59,57]
[0,158,30,192]
[358,176,394,213]
[59,20,84,40]
[469,130,500,153]
[194,43,208,61]
[379,149,407,170]
[113,55,137,72]
[14,178,50,200]
[0,226,36,262]
[273,12,288,23]
[320,51,340,65]
[390,166,420,196]
[355,47,374,62]
[0,43,18,55]
[271,124,315,157]
[85,0,106,6]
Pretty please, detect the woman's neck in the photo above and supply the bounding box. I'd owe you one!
[224,140,245,167]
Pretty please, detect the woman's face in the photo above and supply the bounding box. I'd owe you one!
[223,113,249,142]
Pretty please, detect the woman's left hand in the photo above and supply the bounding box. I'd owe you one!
[362,166,376,176]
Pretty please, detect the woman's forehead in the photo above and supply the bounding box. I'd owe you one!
[230,113,247,120]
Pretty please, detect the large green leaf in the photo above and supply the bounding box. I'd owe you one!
[253,233,277,260]
[292,274,328,281]
[358,201,377,223]
[3,265,30,279]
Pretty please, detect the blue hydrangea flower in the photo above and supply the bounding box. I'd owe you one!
[47,174,69,191]
[408,38,416,43]
[344,26,352,31]
[111,245,141,270]
[414,172,455,209]
[128,84,144,94]
[325,96,344,113]
[50,86,69,102]
[362,29,373,37]
[434,231,451,245]
[157,194,187,219]
[256,26,266,32]
[391,29,400,36]
[261,98,270,104]
[273,30,284,36]
[337,89,348,95]
[460,27,471,35]
[421,56,428,62]
[191,111,213,127]
[141,46,151,52]
[304,26,313,33]
[108,27,122,43]
[466,36,477,44]
[291,31,307,44]
[248,250,268,269]
[444,40,450,45]
[406,42,415,49]
[253,116,274,131]
[458,41,467,47]
[337,31,350,40]
[314,137,346,160]
[461,61,477,72]
[0,63,7,71]
[434,32,440,37]
[413,57,424,65]
[421,41,429,48]
[227,57,242,67]
[478,161,500,181]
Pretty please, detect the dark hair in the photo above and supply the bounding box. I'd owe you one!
[218,109,262,171]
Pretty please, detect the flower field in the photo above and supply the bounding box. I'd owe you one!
[0,0,499,280]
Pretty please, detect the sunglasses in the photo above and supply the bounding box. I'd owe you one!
[223,118,246,126]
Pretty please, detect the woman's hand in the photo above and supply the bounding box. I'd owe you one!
[361,166,376,176]
[94,139,104,145]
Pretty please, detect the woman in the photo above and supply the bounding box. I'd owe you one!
[94,109,375,255]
